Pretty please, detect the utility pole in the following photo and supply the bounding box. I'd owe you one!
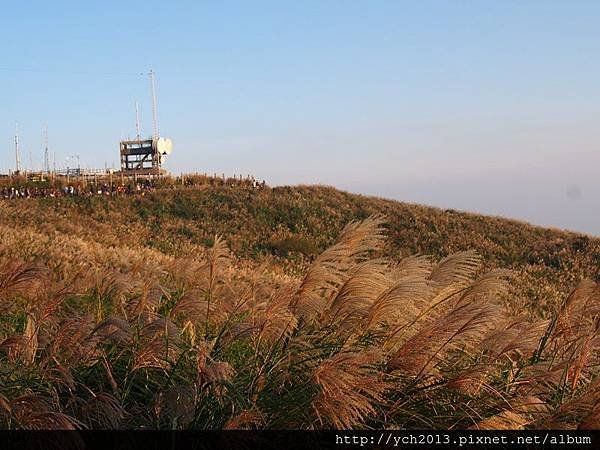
[14,122,21,173]
[149,69,159,140]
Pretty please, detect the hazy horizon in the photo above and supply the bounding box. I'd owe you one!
[2,1,599,235]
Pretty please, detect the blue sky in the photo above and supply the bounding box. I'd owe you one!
[1,1,600,234]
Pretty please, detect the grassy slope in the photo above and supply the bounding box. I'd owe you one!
[1,184,598,313]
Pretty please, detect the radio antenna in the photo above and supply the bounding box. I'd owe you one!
[43,123,50,173]
[149,69,159,140]
[14,122,21,173]
[135,101,141,140]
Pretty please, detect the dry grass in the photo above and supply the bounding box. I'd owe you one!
[1,183,597,316]
[0,204,599,430]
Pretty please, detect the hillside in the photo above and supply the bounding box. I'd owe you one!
[1,183,600,430]
[1,184,598,314]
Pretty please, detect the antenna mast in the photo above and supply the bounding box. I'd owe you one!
[14,122,21,173]
[43,123,50,173]
[149,69,159,140]
[135,101,141,140]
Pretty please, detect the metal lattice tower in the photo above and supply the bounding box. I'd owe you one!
[149,69,159,140]
[135,101,141,140]
[14,122,21,173]
[43,124,50,173]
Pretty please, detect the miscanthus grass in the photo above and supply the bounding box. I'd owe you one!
[0,215,599,430]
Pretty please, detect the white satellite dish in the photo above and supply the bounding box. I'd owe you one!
[153,137,173,156]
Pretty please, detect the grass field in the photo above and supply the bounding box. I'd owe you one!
[0,183,599,429]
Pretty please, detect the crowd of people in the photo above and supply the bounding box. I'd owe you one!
[0,175,268,200]
[0,179,157,199]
